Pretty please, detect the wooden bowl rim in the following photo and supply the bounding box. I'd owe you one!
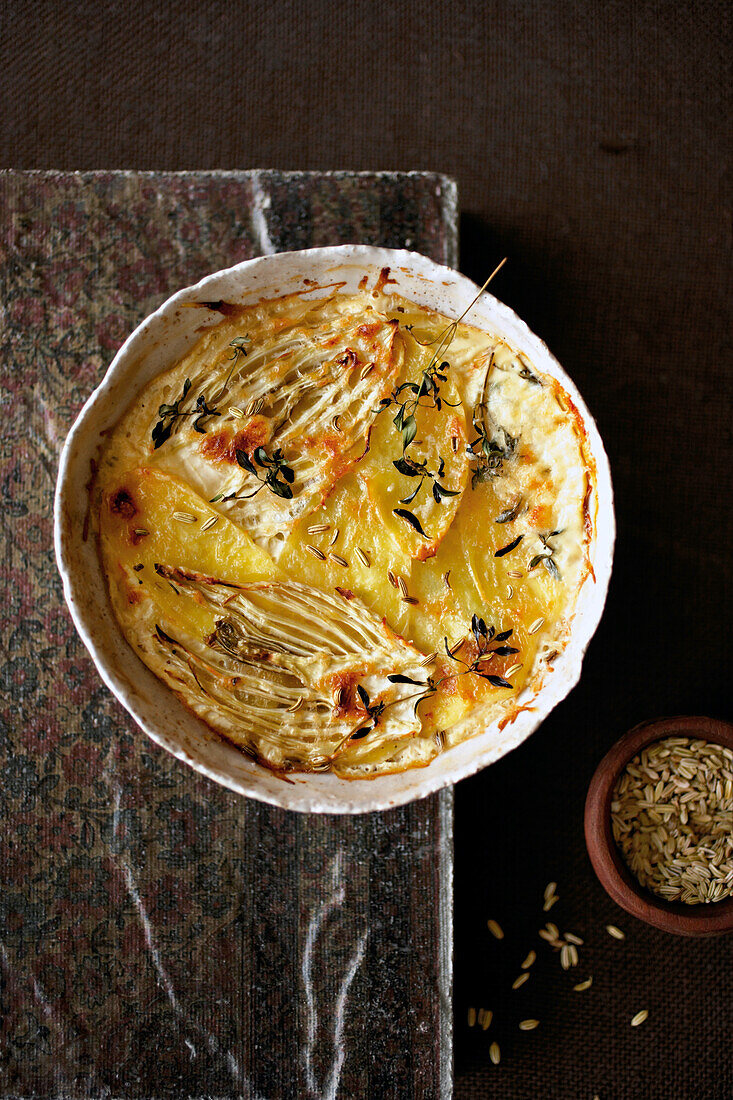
[584,715,733,936]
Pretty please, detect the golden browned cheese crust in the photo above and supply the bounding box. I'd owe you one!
[94,284,595,778]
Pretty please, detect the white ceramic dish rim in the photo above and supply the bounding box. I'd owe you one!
[54,245,615,814]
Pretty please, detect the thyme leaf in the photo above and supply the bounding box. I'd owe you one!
[152,378,192,448]
[215,445,295,502]
[192,393,221,433]
[393,508,429,538]
[495,497,523,523]
[495,534,524,557]
[442,614,517,692]
[529,530,563,580]
[486,674,513,689]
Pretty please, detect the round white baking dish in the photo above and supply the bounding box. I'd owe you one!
[55,246,614,813]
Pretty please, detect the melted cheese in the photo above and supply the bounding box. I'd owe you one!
[95,284,594,778]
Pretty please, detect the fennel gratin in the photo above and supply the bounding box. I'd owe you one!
[93,276,595,778]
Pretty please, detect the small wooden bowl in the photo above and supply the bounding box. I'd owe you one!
[585,715,733,936]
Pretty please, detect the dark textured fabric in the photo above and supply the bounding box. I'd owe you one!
[1,2,732,1097]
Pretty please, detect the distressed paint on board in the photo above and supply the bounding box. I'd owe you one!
[0,170,456,1100]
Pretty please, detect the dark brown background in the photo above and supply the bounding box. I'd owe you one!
[2,1,731,1097]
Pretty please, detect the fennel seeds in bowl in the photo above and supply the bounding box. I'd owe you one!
[611,737,733,905]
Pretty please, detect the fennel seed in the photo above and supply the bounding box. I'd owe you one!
[228,406,244,419]
[611,736,733,904]
[355,547,370,567]
[528,617,545,635]
[487,919,504,940]
[306,545,326,561]
[201,516,219,532]
[307,523,330,534]
[173,511,197,524]
[330,553,348,567]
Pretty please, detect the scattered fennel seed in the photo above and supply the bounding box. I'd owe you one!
[489,1041,501,1065]
[631,1010,649,1027]
[487,919,504,940]
[606,925,625,940]
[519,1019,539,1031]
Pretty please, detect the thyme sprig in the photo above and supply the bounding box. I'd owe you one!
[378,357,460,454]
[351,684,388,739]
[377,257,508,463]
[467,402,518,488]
[529,530,563,580]
[393,453,460,506]
[152,378,193,449]
[351,609,518,741]
[443,615,519,689]
[151,336,251,449]
[210,446,295,503]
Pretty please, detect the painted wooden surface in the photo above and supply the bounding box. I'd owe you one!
[0,170,456,1099]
